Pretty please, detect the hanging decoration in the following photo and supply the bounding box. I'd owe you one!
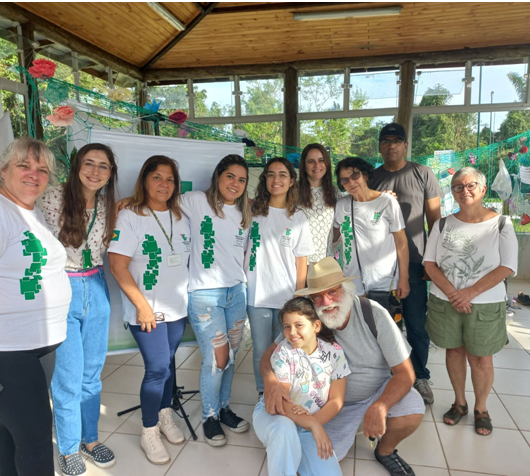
[168,109,188,124]
[28,59,57,79]
[44,81,70,104]
[106,87,133,103]
[46,105,75,127]
[468,153,477,165]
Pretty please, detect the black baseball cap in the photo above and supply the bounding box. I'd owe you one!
[379,123,407,141]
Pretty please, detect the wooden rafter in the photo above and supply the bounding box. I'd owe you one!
[141,2,218,71]
[210,3,357,15]
[0,2,143,80]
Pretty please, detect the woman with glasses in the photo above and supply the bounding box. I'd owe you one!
[298,144,342,263]
[109,156,190,465]
[244,158,314,396]
[423,167,518,436]
[332,157,410,303]
[38,143,118,475]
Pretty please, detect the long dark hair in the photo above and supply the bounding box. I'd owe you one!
[299,143,336,209]
[279,297,335,344]
[127,155,183,219]
[59,143,117,248]
[251,157,298,218]
[205,154,251,229]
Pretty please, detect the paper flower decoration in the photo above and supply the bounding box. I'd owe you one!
[46,105,75,127]
[287,153,301,168]
[143,100,161,113]
[254,147,265,158]
[468,153,477,165]
[28,59,57,79]
[234,129,249,139]
[242,138,256,147]
[508,152,518,160]
[169,109,188,124]
[521,213,530,226]
[44,81,70,104]
[520,137,527,144]
[107,87,133,103]
[178,127,190,138]
[447,168,455,175]
[520,145,528,154]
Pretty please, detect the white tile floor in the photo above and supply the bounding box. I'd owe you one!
[54,279,530,476]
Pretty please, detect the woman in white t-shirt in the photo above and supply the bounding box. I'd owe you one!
[180,155,252,447]
[38,143,118,474]
[424,167,518,437]
[245,157,314,395]
[333,157,410,301]
[0,138,71,476]
[109,156,190,465]
[298,144,342,262]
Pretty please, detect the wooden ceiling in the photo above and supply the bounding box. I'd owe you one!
[1,2,530,82]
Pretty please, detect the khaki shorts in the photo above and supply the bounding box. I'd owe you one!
[426,294,506,357]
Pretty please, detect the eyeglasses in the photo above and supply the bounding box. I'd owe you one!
[379,139,405,146]
[309,285,342,305]
[451,182,479,193]
[339,171,362,186]
[82,161,112,174]
[154,312,166,322]
[266,172,290,180]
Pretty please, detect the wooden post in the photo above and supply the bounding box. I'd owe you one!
[284,66,298,148]
[136,82,151,135]
[19,22,44,139]
[396,60,415,140]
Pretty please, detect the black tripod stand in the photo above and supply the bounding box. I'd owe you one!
[117,356,200,440]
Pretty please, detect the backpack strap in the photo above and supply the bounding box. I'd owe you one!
[438,216,447,233]
[359,296,377,339]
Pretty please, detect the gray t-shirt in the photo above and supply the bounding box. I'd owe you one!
[370,161,441,263]
[274,297,411,403]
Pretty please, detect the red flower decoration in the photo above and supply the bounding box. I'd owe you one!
[46,105,75,126]
[520,145,528,154]
[28,59,57,79]
[254,147,265,158]
[447,168,455,175]
[169,109,188,124]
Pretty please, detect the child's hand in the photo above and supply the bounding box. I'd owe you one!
[310,422,334,460]
[291,405,311,416]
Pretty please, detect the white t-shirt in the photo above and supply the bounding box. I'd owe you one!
[180,191,249,292]
[333,193,405,295]
[245,207,314,309]
[272,337,351,414]
[108,208,190,325]
[0,194,71,350]
[423,214,518,304]
[37,185,108,270]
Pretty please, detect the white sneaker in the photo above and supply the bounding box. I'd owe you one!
[140,423,170,465]
[159,407,185,444]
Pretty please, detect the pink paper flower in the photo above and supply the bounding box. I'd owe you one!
[254,147,265,158]
[46,105,75,127]
[178,127,190,138]
[447,168,455,175]
[520,145,528,154]
[169,109,188,124]
[468,153,477,165]
[28,59,57,79]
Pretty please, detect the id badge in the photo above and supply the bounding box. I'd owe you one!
[280,235,292,247]
[167,254,182,267]
[82,248,93,268]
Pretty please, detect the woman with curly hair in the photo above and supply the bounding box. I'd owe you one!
[245,157,314,395]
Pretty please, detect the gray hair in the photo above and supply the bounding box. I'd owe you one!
[0,137,57,186]
[451,167,486,188]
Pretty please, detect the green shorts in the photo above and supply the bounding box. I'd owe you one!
[426,294,506,357]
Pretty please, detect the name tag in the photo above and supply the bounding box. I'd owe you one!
[167,254,182,267]
[280,236,292,247]
[233,235,245,248]
[184,241,191,253]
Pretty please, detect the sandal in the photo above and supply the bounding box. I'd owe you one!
[517,292,530,305]
[443,402,468,426]
[474,410,493,436]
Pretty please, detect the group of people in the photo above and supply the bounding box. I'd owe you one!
[0,121,517,476]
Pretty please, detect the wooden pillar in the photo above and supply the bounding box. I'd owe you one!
[284,66,298,148]
[396,60,415,140]
[19,22,44,139]
[136,82,151,135]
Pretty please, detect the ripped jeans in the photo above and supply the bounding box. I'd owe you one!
[188,283,247,421]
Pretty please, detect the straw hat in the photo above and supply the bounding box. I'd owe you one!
[294,257,357,296]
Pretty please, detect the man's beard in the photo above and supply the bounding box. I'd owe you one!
[314,281,356,330]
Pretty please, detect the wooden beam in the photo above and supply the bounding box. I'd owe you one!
[193,2,205,14]
[144,43,530,82]
[396,61,415,139]
[142,2,219,71]
[210,3,352,15]
[136,83,151,135]
[0,2,143,81]
[284,66,298,148]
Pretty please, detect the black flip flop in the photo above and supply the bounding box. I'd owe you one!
[517,292,530,305]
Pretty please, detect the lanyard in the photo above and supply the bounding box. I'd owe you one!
[85,194,98,249]
[149,207,174,254]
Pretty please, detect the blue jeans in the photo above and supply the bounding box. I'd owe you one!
[247,306,282,393]
[402,262,430,380]
[130,319,186,427]
[253,399,342,476]
[188,283,247,421]
[51,268,110,456]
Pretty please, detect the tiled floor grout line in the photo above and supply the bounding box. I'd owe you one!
[427,411,451,474]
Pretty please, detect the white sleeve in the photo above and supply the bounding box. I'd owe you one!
[423,218,441,264]
[0,211,7,256]
[107,210,140,258]
[499,217,518,276]
[271,342,291,384]
[388,196,405,232]
[293,213,315,258]
[179,192,193,218]
[332,201,342,229]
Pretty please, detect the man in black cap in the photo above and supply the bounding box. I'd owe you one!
[370,122,441,405]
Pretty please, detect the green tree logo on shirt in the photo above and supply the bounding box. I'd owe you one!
[285,228,292,236]
[341,216,354,265]
[200,216,215,268]
[142,234,161,290]
[20,231,48,300]
[249,221,261,271]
